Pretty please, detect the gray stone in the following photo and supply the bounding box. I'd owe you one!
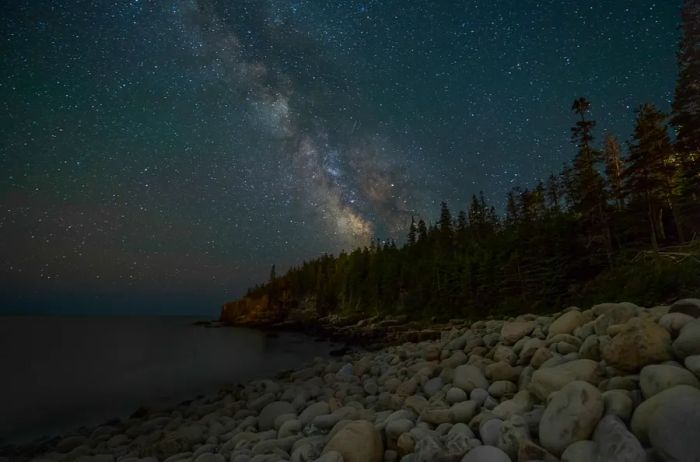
[639,364,700,398]
[631,385,700,444]
[560,440,597,462]
[539,381,604,456]
[453,365,489,393]
[647,390,700,461]
[528,359,601,400]
[322,420,383,462]
[593,415,645,462]
[259,401,295,431]
[673,320,700,359]
[669,298,700,318]
[460,445,511,462]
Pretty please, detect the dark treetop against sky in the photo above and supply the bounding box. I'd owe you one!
[1,0,681,314]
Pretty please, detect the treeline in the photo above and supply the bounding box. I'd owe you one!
[244,0,700,320]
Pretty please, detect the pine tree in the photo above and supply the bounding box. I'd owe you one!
[438,202,452,234]
[407,216,417,246]
[417,219,428,241]
[269,264,276,283]
[546,174,561,212]
[570,98,612,266]
[625,103,684,248]
[603,134,625,210]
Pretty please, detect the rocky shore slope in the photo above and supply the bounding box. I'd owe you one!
[6,299,700,462]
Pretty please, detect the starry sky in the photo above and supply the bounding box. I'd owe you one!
[1,0,681,315]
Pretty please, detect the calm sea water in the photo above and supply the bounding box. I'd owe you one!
[0,316,338,444]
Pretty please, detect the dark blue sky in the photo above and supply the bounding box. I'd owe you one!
[1,0,681,314]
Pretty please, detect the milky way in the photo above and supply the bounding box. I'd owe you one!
[0,0,681,313]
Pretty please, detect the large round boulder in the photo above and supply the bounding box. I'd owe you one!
[630,384,700,444]
[539,381,604,456]
[673,319,700,359]
[453,365,489,392]
[639,364,700,398]
[259,401,295,431]
[528,359,601,400]
[648,392,700,462]
[601,318,672,371]
[549,310,584,336]
[323,420,383,462]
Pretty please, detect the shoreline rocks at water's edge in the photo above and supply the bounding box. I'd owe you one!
[5,299,700,462]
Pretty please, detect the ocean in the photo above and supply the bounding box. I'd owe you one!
[0,315,337,444]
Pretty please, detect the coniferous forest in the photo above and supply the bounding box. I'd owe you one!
[242,1,700,322]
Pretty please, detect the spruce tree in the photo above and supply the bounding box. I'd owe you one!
[407,216,417,246]
[603,134,625,210]
[671,0,700,175]
[625,103,683,247]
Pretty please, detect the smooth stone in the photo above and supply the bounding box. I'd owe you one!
[194,455,225,462]
[386,419,414,439]
[314,451,344,462]
[322,420,383,462]
[259,402,295,431]
[449,401,478,423]
[686,355,700,377]
[446,387,468,404]
[528,359,601,400]
[630,385,700,444]
[413,433,444,462]
[299,402,331,425]
[501,321,535,345]
[560,440,597,462]
[496,415,529,459]
[602,389,634,422]
[673,320,700,359]
[539,381,604,455]
[444,423,475,459]
[659,312,695,337]
[453,365,489,392]
[669,298,700,318]
[488,381,517,398]
[278,419,302,438]
[549,310,584,336]
[639,364,700,398]
[648,395,700,462]
[593,415,645,462]
[602,318,672,371]
[423,377,444,396]
[479,418,503,447]
[460,445,511,462]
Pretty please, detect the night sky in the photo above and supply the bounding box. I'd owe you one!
[1,0,681,314]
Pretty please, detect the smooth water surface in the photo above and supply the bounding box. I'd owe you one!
[0,316,337,444]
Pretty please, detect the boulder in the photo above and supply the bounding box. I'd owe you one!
[592,415,645,462]
[673,319,700,359]
[560,440,597,462]
[630,385,700,444]
[639,364,700,398]
[322,420,383,462]
[601,318,672,371]
[592,303,637,335]
[549,310,584,336]
[539,381,604,455]
[259,401,295,431]
[501,321,535,345]
[460,445,511,462]
[686,355,700,378]
[602,389,634,422]
[528,359,601,400]
[648,393,700,462]
[659,312,695,337]
[453,365,489,392]
[669,298,700,318]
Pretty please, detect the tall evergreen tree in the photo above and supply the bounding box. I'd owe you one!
[570,98,612,266]
[603,134,625,211]
[407,216,417,246]
[626,104,684,248]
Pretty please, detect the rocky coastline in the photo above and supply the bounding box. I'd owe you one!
[5,299,700,462]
